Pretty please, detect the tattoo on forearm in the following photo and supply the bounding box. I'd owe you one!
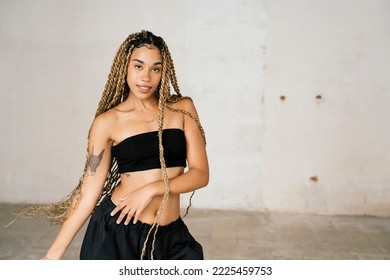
[86,146,105,176]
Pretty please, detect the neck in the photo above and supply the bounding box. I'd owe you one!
[126,94,159,111]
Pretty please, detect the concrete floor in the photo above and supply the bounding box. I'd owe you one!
[1,203,390,260]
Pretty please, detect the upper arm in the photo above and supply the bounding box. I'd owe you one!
[179,99,209,174]
[81,114,113,201]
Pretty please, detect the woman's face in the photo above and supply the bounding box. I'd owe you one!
[127,45,162,100]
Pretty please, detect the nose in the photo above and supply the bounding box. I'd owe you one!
[141,69,150,82]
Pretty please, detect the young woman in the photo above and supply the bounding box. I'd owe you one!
[15,30,209,260]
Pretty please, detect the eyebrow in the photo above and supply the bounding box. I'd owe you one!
[132,59,162,66]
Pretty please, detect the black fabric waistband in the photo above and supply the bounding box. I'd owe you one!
[97,195,183,234]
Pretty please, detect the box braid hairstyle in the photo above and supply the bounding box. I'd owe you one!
[9,30,206,259]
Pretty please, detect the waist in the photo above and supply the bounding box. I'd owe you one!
[111,169,183,225]
[111,190,181,225]
[100,196,184,231]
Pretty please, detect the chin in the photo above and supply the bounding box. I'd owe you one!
[134,92,157,100]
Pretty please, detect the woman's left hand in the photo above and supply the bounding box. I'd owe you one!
[110,185,155,225]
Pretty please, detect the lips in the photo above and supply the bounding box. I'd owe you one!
[137,85,152,93]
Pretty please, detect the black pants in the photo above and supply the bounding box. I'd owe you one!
[80,196,203,260]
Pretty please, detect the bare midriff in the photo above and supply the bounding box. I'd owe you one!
[111,166,184,226]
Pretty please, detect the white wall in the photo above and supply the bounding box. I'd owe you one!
[0,0,389,216]
[261,0,390,216]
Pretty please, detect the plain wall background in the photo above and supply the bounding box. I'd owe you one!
[0,0,389,216]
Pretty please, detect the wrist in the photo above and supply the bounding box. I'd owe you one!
[147,180,165,197]
[45,247,64,260]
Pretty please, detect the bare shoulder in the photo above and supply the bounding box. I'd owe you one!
[93,109,115,125]
[90,109,117,137]
[168,97,198,115]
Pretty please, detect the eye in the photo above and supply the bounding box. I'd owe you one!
[134,64,142,70]
[152,67,161,73]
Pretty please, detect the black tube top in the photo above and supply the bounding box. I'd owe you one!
[111,128,187,173]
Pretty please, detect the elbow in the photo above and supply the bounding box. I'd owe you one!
[79,182,102,208]
[186,164,209,189]
[199,168,209,188]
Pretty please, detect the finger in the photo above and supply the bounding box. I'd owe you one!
[110,203,124,217]
[116,206,130,224]
[124,209,135,225]
[110,207,119,217]
[133,210,140,224]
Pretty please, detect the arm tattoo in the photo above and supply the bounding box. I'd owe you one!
[86,146,105,176]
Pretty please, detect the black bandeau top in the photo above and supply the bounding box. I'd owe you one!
[111,128,187,173]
